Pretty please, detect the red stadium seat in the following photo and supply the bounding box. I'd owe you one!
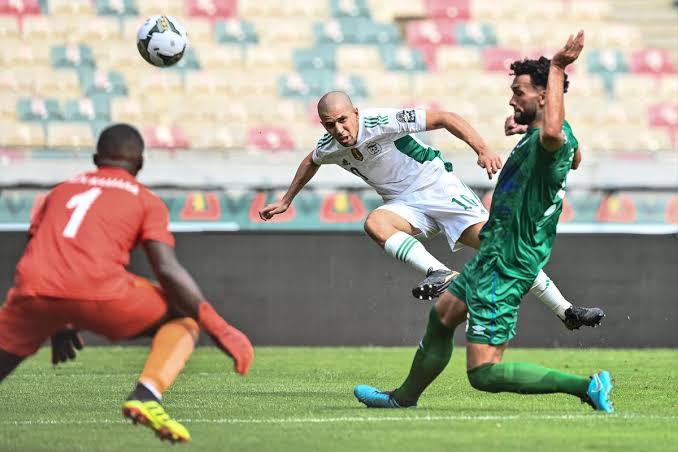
[0,0,41,16]
[629,49,677,75]
[482,48,522,72]
[423,0,471,20]
[144,125,190,150]
[649,104,678,128]
[248,126,295,151]
[186,0,237,19]
[405,20,456,46]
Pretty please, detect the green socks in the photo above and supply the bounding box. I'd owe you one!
[467,362,590,397]
[392,306,455,405]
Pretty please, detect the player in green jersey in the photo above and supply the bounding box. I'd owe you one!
[354,31,614,413]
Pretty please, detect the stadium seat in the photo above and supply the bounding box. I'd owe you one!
[128,68,182,96]
[72,17,122,42]
[587,50,628,74]
[436,46,482,71]
[248,126,296,151]
[455,22,497,47]
[63,96,110,122]
[144,125,190,149]
[336,45,382,72]
[111,97,147,125]
[17,97,62,121]
[330,0,371,18]
[0,120,45,146]
[251,19,314,46]
[294,46,337,71]
[214,19,258,44]
[315,18,401,45]
[0,0,41,16]
[47,123,95,148]
[241,47,290,72]
[0,16,19,39]
[186,0,237,19]
[76,69,125,97]
[169,47,201,72]
[240,0,328,18]
[22,16,71,41]
[48,0,94,15]
[51,44,96,69]
[1,40,51,67]
[137,0,184,18]
[362,72,411,97]
[380,45,428,71]
[482,48,522,72]
[424,0,471,20]
[178,18,213,44]
[0,95,18,121]
[405,19,456,46]
[200,44,244,69]
[648,104,678,128]
[185,71,231,95]
[367,0,428,22]
[183,121,246,149]
[31,69,82,99]
[629,49,677,75]
[95,0,138,17]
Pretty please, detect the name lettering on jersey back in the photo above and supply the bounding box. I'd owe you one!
[69,175,139,195]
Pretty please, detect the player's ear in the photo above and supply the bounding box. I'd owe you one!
[538,89,547,107]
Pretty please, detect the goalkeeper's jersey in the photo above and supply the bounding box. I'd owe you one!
[311,108,453,201]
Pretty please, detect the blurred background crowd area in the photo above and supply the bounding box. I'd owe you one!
[0,0,676,158]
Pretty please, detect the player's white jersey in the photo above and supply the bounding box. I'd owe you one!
[311,108,453,201]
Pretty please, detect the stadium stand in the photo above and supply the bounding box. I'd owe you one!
[0,0,676,153]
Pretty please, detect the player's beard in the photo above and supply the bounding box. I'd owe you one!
[514,106,537,125]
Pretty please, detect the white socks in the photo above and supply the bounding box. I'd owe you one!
[530,270,572,320]
[384,232,449,274]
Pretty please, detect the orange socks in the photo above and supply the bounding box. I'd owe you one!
[139,317,199,396]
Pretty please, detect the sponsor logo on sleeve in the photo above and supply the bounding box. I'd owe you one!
[396,109,417,123]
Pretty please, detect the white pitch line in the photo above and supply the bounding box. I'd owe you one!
[1,414,676,427]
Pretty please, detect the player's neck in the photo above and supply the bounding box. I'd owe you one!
[528,111,544,130]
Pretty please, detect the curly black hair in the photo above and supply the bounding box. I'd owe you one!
[509,56,569,93]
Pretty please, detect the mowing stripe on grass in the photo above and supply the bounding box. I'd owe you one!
[2,413,676,426]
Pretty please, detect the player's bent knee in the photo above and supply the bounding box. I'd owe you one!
[170,317,200,342]
[466,363,500,393]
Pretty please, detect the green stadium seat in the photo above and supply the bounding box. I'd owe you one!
[78,68,128,96]
[214,19,258,44]
[454,22,497,47]
[169,47,201,72]
[330,0,371,18]
[63,95,111,121]
[50,44,96,69]
[587,50,628,74]
[17,97,62,121]
[380,45,427,71]
[293,46,337,71]
[314,18,400,45]
[95,0,138,17]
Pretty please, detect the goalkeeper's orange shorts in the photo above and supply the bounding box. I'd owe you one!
[0,276,168,357]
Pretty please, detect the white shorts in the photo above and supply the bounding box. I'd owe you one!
[377,172,489,251]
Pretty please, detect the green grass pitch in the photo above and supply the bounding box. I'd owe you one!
[0,347,676,451]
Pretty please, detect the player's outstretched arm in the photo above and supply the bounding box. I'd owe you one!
[425,110,502,179]
[541,30,585,151]
[259,151,320,220]
[143,240,253,374]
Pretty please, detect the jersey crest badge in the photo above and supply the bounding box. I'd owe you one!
[367,142,382,156]
[351,148,364,161]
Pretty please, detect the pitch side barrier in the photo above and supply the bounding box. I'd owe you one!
[0,231,676,348]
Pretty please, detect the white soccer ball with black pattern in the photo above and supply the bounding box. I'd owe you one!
[136,15,187,67]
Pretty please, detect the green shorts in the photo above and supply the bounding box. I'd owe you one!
[449,254,534,345]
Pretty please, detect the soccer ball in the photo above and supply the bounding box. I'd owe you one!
[136,15,187,67]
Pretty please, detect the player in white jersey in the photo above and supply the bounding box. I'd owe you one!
[259,91,603,329]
